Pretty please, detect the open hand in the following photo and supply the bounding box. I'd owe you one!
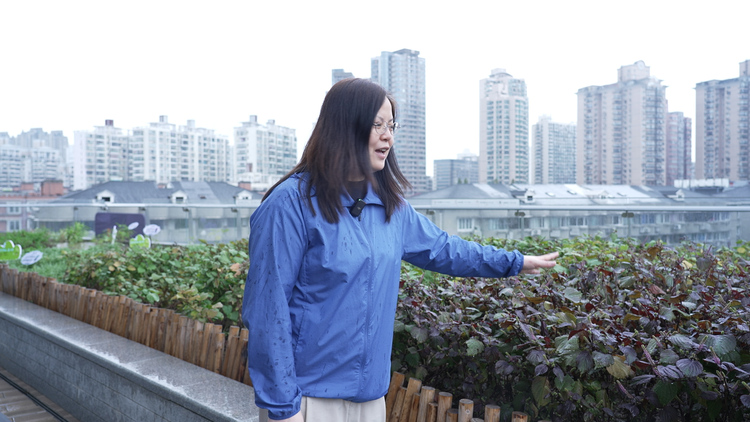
[520,252,559,275]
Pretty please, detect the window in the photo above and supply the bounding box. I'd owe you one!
[457,218,474,232]
[7,206,21,215]
[488,218,508,230]
[7,220,21,231]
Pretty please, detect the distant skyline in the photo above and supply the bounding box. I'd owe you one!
[2,0,748,175]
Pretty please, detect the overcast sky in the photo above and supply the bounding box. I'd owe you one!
[2,1,748,175]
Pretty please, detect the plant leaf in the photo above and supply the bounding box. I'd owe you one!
[675,359,703,377]
[563,287,583,303]
[703,334,737,356]
[668,334,697,351]
[653,380,679,406]
[606,355,634,379]
[465,338,484,357]
[531,376,551,406]
[593,351,614,368]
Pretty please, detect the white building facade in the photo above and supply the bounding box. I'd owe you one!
[73,120,129,190]
[129,116,230,185]
[532,116,576,184]
[695,60,750,181]
[577,61,668,186]
[479,68,529,184]
[371,49,429,194]
[233,116,297,190]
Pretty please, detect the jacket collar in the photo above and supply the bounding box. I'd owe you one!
[291,172,385,208]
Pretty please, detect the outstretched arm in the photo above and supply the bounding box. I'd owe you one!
[520,252,559,274]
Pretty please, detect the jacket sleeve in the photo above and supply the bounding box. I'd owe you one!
[242,187,306,420]
[400,203,524,278]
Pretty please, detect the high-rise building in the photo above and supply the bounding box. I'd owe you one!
[74,117,231,190]
[532,116,576,184]
[332,69,354,85]
[73,120,129,190]
[129,116,230,185]
[576,61,668,185]
[695,60,750,180]
[479,68,529,184]
[0,128,68,189]
[433,151,479,190]
[14,128,68,152]
[233,115,297,190]
[666,112,692,186]
[371,49,428,194]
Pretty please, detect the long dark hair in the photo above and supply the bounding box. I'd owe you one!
[264,78,411,223]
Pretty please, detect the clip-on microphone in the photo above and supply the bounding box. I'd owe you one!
[349,199,366,217]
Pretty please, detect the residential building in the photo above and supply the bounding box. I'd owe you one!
[371,49,429,194]
[233,115,297,190]
[73,120,129,190]
[332,69,354,85]
[532,116,576,184]
[0,129,69,190]
[433,151,479,190]
[13,128,68,152]
[129,116,231,185]
[0,180,65,233]
[0,145,26,188]
[479,68,530,184]
[576,61,668,185]
[666,112,693,186]
[695,60,750,180]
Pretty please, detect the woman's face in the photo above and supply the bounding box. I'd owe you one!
[369,98,395,172]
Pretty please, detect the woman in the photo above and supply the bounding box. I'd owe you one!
[242,78,558,422]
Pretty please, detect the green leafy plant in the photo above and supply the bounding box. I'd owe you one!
[393,236,750,421]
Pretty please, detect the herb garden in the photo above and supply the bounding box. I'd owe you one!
[2,226,750,421]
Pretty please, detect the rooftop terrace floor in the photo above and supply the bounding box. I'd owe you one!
[0,367,79,422]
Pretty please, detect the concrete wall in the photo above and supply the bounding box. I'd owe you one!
[0,292,259,422]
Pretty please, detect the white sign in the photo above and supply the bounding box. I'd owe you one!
[143,224,161,236]
[21,250,43,265]
[128,222,140,230]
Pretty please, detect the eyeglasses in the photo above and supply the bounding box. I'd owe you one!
[372,122,399,135]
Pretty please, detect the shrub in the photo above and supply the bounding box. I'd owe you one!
[393,235,750,421]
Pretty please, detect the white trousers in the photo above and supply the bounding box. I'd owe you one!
[260,396,386,422]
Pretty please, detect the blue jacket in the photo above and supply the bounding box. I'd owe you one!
[242,174,523,420]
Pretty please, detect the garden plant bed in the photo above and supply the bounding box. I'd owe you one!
[3,227,750,421]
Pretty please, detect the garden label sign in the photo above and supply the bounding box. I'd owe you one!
[21,250,43,265]
[129,234,151,249]
[0,240,22,260]
[143,224,161,236]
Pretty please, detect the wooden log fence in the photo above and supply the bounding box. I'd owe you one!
[384,372,551,422]
[2,265,553,421]
[0,265,253,386]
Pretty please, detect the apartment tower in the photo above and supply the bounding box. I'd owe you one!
[433,151,479,190]
[532,116,576,184]
[479,68,529,184]
[371,49,428,194]
[666,112,692,186]
[233,115,297,190]
[73,120,129,190]
[695,60,750,180]
[576,61,668,185]
[129,116,231,185]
